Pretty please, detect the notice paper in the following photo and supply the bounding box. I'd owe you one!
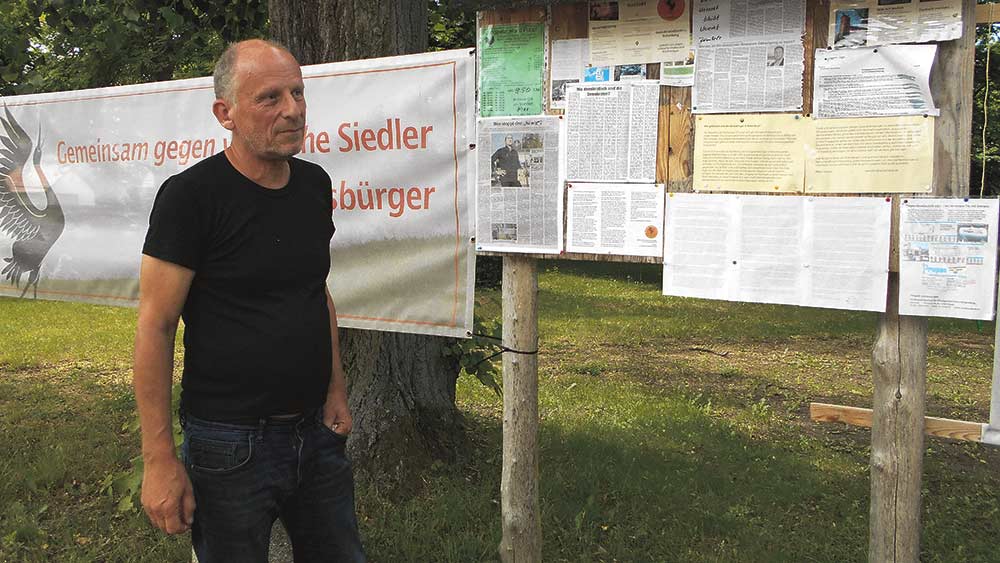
[567,183,665,257]
[479,23,545,117]
[663,193,890,312]
[805,115,933,193]
[588,0,691,67]
[899,198,1000,320]
[692,0,806,113]
[693,114,806,192]
[829,0,963,49]
[565,81,660,183]
[693,40,805,113]
[660,59,695,87]
[814,45,938,119]
[477,117,564,254]
[693,0,806,46]
[584,63,649,83]
[550,39,589,110]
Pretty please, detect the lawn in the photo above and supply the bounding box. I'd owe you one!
[1,260,998,562]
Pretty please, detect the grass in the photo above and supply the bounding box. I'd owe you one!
[2,260,999,561]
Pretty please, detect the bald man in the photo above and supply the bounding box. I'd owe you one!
[133,40,365,562]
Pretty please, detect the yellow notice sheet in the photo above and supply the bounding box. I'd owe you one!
[805,115,933,194]
[693,114,806,193]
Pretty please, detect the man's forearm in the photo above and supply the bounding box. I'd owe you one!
[325,293,348,400]
[134,323,179,462]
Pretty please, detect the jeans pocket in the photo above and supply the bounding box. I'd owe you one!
[315,415,350,444]
[186,434,254,474]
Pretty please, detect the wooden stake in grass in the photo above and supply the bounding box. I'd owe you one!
[499,255,541,563]
[870,272,927,563]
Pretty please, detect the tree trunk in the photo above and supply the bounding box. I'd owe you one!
[268,0,464,488]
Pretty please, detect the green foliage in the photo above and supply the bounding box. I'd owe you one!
[443,315,503,397]
[0,0,268,96]
[428,1,475,52]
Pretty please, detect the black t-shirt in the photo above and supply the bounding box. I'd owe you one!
[142,152,335,421]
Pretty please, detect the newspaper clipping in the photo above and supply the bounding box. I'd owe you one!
[588,0,691,67]
[477,117,565,254]
[692,0,806,113]
[829,0,963,48]
[693,0,806,46]
[565,81,660,183]
[567,183,665,257]
[814,45,938,119]
[663,193,891,312]
[899,198,1000,320]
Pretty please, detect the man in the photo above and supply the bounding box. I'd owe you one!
[767,45,785,67]
[491,134,522,187]
[133,39,365,562]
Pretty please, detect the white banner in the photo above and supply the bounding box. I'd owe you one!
[0,49,477,338]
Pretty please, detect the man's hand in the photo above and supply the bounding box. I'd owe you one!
[141,455,196,534]
[322,392,353,436]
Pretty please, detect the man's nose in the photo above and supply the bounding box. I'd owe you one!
[280,92,304,120]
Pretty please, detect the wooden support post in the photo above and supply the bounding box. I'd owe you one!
[870,273,928,563]
[499,255,541,563]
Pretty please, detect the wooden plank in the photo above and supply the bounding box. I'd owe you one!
[977,2,1000,24]
[666,87,693,193]
[499,255,541,563]
[811,403,984,442]
[804,0,830,116]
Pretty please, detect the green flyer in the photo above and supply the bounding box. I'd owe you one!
[479,23,545,117]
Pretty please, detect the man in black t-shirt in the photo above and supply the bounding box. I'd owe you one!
[133,39,364,561]
[491,134,522,187]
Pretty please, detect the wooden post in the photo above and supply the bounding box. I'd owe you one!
[868,3,975,560]
[499,254,541,563]
[870,273,927,563]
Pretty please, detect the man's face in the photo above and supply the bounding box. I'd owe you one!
[227,47,306,160]
[505,135,514,148]
[774,47,784,58]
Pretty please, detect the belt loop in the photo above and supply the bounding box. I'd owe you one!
[257,417,266,442]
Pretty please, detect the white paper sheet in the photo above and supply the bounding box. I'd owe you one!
[829,0,963,49]
[477,117,565,254]
[899,198,1000,320]
[692,39,805,113]
[567,183,665,256]
[550,39,589,110]
[814,45,938,119]
[565,81,660,182]
[663,193,891,312]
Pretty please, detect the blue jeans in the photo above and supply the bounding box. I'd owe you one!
[180,410,366,563]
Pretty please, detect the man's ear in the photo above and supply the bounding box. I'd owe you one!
[212,99,235,131]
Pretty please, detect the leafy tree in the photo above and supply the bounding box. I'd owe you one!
[973,9,1000,196]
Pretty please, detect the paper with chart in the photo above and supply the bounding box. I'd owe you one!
[565,81,660,182]
[899,198,1000,320]
[567,183,664,256]
[663,194,891,311]
[476,117,564,254]
[478,23,545,117]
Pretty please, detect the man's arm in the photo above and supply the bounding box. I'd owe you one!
[134,254,196,535]
[321,288,352,436]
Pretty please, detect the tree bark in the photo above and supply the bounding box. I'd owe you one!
[268,0,464,488]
